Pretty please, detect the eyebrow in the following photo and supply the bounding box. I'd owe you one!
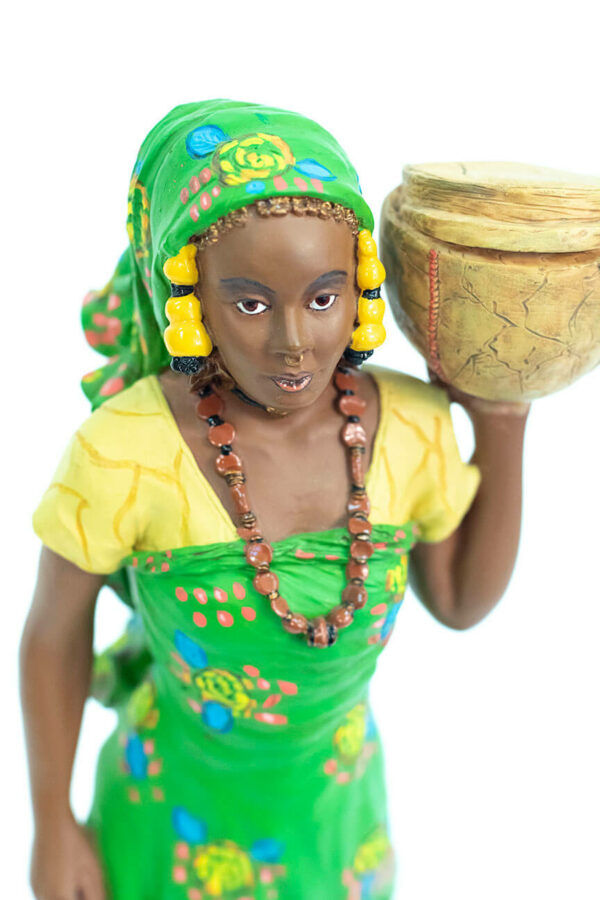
[219,270,348,298]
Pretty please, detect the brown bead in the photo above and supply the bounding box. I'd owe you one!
[308,616,330,648]
[207,422,236,447]
[348,516,372,536]
[196,393,224,420]
[334,370,357,391]
[347,561,369,581]
[237,524,262,541]
[215,452,243,476]
[350,539,374,561]
[341,421,367,447]
[342,582,368,609]
[230,483,251,515]
[338,394,367,417]
[326,604,354,629]
[347,493,371,516]
[350,448,365,487]
[270,594,290,618]
[244,541,273,567]
[282,612,309,634]
[253,571,279,595]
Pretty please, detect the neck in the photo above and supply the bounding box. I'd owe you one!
[219,369,344,436]
[231,385,290,417]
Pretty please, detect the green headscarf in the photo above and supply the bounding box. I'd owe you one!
[81,100,375,410]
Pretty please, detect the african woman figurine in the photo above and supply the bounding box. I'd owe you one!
[20,101,529,900]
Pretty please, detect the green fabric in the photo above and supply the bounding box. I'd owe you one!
[87,523,415,899]
[80,100,375,411]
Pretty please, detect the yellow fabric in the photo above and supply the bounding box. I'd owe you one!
[32,366,481,574]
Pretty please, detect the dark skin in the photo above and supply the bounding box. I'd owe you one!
[20,206,529,899]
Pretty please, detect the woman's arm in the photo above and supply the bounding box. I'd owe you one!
[19,546,108,899]
[408,389,530,631]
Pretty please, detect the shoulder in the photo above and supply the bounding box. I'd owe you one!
[76,376,168,458]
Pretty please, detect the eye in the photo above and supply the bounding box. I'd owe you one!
[309,294,338,311]
[235,299,269,315]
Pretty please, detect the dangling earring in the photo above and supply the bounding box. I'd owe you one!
[343,230,386,367]
[163,245,213,374]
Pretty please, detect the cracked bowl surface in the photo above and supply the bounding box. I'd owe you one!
[380,166,600,402]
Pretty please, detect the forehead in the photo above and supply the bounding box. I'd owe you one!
[199,209,357,283]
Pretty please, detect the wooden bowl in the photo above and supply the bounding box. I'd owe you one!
[380,162,600,401]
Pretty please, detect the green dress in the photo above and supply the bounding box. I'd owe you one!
[33,366,481,899]
[89,525,413,900]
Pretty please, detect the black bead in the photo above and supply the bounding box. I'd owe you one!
[170,356,204,375]
[220,444,233,454]
[327,624,337,646]
[207,415,224,427]
[198,384,212,397]
[170,284,194,297]
[361,288,380,299]
[306,623,315,647]
[343,347,374,367]
[348,415,360,423]
[342,389,354,396]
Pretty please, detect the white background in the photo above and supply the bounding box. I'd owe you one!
[3,1,599,897]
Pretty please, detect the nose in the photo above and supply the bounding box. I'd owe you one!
[270,305,313,360]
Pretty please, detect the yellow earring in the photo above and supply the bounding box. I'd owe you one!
[346,230,386,365]
[163,245,213,374]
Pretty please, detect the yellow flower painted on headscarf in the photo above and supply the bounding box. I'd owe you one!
[333,703,367,765]
[192,840,254,895]
[213,132,295,186]
[126,174,151,260]
[194,667,257,718]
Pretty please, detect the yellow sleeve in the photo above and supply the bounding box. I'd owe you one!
[368,366,481,542]
[408,384,481,543]
[32,414,139,574]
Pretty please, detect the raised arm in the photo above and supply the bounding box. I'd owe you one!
[19,547,108,900]
[408,386,530,631]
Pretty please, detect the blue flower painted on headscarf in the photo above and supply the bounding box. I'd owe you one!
[186,124,230,159]
[245,180,266,194]
[294,158,336,181]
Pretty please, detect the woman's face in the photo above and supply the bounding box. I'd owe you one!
[196,207,359,412]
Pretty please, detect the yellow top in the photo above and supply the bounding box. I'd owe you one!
[32,366,481,574]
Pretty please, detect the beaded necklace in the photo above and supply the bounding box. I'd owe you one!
[195,363,373,649]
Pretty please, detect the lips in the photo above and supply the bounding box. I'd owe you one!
[270,372,313,393]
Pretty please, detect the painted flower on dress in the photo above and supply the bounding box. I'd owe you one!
[323,702,378,784]
[119,676,165,804]
[368,557,409,647]
[342,825,395,900]
[171,806,287,898]
[170,629,298,731]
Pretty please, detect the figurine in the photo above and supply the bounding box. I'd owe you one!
[20,100,529,900]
